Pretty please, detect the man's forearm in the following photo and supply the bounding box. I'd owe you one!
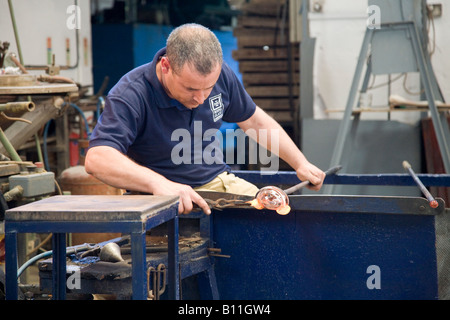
[237,106,309,172]
[85,145,212,214]
[84,146,167,194]
[238,106,325,188]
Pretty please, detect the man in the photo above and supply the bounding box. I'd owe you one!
[85,23,325,215]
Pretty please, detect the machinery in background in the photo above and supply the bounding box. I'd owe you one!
[0,1,100,298]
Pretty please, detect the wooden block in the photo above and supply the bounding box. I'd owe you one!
[233,47,299,60]
[237,15,285,29]
[235,0,299,128]
[233,27,288,37]
[246,85,299,97]
[239,60,299,73]
[236,34,288,47]
[243,72,299,86]
[253,98,298,110]
[265,110,294,123]
[241,0,286,17]
[243,0,286,4]
[0,164,20,177]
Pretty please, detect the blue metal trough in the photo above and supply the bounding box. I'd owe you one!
[206,171,449,300]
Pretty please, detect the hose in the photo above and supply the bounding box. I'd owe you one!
[43,102,91,171]
[17,243,94,280]
[42,120,52,171]
[63,102,91,136]
[17,235,128,279]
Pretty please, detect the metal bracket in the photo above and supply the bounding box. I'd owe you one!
[147,264,166,300]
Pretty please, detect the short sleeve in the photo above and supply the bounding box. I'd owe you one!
[221,63,256,123]
[89,95,142,154]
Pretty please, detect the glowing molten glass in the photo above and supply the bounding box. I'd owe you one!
[276,205,291,215]
[248,198,265,210]
[248,186,290,215]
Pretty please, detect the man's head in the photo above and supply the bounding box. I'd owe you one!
[159,23,223,109]
[166,23,223,76]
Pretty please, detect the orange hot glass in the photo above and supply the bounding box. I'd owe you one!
[254,186,290,215]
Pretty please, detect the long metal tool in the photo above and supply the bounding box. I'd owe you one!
[283,165,343,195]
[197,166,343,214]
[402,160,438,208]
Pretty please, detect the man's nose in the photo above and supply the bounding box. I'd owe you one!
[193,90,208,104]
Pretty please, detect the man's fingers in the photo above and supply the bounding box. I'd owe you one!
[303,168,326,191]
[191,192,211,215]
[177,189,211,215]
[306,181,323,191]
[178,197,190,215]
[309,175,321,186]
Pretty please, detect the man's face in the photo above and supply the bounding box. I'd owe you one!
[160,57,221,109]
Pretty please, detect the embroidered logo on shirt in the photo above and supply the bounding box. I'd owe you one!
[209,93,224,122]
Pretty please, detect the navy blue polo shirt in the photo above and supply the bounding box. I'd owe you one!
[89,48,256,187]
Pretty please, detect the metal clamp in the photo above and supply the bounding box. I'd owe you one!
[147,264,166,300]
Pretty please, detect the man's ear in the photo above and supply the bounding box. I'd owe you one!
[160,57,170,74]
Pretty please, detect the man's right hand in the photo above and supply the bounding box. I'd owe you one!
[153,181,211,215]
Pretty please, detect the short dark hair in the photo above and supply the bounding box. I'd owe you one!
[166,23,223,75]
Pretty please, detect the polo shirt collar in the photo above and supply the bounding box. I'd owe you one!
[145,47,190,111]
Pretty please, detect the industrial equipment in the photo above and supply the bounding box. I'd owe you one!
[327,0,450,182]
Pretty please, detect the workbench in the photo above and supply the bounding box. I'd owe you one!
[4,195,179,300]
[210,171,449,300]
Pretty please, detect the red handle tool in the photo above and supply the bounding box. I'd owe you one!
[403,160,438,208]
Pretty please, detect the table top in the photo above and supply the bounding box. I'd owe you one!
[0,83,78,95]
[5,195,179,222]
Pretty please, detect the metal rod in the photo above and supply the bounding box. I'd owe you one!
[7,0,24,64]
[208,253,231,258]
[402,160,438,208]
[0,127,21,162]
[284,165,342,195]
[0,101,35,113]
[328,28,374,170]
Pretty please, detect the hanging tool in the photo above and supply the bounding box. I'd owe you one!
[402,160,438,208]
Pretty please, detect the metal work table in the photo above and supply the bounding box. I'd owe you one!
[207,171,449,300]
[212,195,445,299]
[4,195,179,300]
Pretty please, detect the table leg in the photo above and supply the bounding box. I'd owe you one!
[167,216,180,300]
[131,231,147,300]
[52,233,66,300]
[5,232,18,300]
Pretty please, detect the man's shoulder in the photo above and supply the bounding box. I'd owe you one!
[108,63,152,97]
[217,61,240,89]
[220,61,235,78]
